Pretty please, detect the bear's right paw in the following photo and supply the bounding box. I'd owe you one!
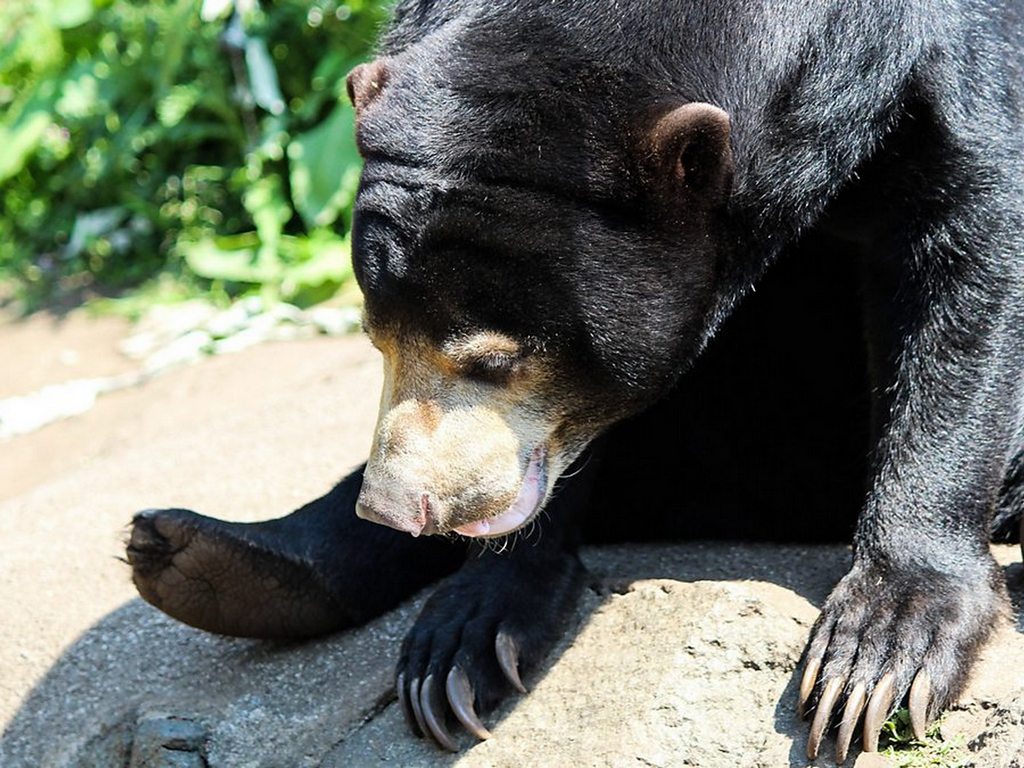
[396,550,586,750]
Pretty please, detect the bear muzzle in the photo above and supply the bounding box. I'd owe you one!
[449,446,547,538]
[355,445,548,538]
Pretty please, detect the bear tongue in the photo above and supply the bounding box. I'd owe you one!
[454,447,545,538]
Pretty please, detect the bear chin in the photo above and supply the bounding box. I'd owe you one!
[453,445,548,538]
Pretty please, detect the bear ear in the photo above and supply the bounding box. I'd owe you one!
[346,59,390,115]
[643,102,733,202]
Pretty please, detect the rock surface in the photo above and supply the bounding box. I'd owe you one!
[0,317,1021,768]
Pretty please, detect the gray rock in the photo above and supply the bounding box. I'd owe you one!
[965,694,1024,768]
[3,544,1019,768]
[121,301,219,359]
[75,719,133,768]
[143,330,213,374]
[307,306,361,336]
[0,379,103,439]
[130,717,208,768]
[204,304,253,340]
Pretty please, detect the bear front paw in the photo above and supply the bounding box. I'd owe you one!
[126,508,348,638]
[799,556,1007,763]
[395,550,586,750]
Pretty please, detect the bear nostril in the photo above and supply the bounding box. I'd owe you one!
[417,493,439,536]
[355,490,437,537]
[419,492,431,523]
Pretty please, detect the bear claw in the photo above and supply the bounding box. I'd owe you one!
[421,674,459,751]
[395,551,585,750]
[908,670,932,740]
[861,672,894,753]
[804,659,931,762]
[446,667,492,740]
[835,682,867,764]
[399,667,494,750]
[807,677,842,759]
[806,669,899,762]
[396,671,420,737]
[495,631,527,694]
[407,676,429,739]
[798,655,822,718]
[126,509,187,579]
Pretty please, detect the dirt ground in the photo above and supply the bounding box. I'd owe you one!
[0,309,1021,768]
[0,311,365,498]
[0,310,135,500]
[0,308,381,732]
[0,310,135,402]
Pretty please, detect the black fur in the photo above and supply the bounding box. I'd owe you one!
[129,0,1024,761]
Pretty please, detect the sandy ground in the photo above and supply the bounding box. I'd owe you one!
[0,310,137,500]
[0,311,381,728]
[0,310,135,402]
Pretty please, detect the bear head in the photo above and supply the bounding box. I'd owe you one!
[345,21,734,538]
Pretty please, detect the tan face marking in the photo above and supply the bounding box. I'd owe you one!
[443,331,522,367]
[355,326,595,537]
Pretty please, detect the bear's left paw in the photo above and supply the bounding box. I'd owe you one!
[396,550,586,750]
[800,556,1007,764]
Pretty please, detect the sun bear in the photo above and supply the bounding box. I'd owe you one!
[127,0,1024,763]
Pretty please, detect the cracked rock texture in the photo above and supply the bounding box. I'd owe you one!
[1,323,1022,768]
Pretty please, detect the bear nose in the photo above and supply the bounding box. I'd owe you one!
[355,490,437,537]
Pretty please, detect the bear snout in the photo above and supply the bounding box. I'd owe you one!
[356,459,525,537]
[355,485,439,537]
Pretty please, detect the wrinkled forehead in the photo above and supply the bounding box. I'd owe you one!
[356,18,636,201]
[350,19,653,358]
[353,110,635,345]
[353,167,581,346]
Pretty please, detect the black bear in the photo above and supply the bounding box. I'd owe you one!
[127,0,1024,763]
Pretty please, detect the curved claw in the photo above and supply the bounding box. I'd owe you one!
[862,672,895,753]
[421,674,459,751]
[495,631,527,693]
[807,677,844,760]
[396,671,422,737]
[799,655,823,718]
[835,682,867,764]
[446,667,492,740]
[408,677,430,740]
[909,670,932,741]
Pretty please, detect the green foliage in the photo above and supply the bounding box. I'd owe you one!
[880,709,969,768]
[0,0,386,308]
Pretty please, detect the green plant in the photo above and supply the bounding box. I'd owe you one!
[879,708,970,768]
[0,0,385,308]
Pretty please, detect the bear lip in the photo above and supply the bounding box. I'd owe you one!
[453,445,547,538]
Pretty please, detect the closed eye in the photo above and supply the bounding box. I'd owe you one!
[462,350,523,384]
[444,332,525,384]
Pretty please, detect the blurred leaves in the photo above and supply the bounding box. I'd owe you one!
[0,0,386,308]
[245,37,286,115]
[182,229,352,304]
[156,85,203,129]
[51,0,96,29]
[289,102,362,229]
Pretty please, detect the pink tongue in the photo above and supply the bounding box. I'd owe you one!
[454,448,544,538]
[455,518,491,537]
